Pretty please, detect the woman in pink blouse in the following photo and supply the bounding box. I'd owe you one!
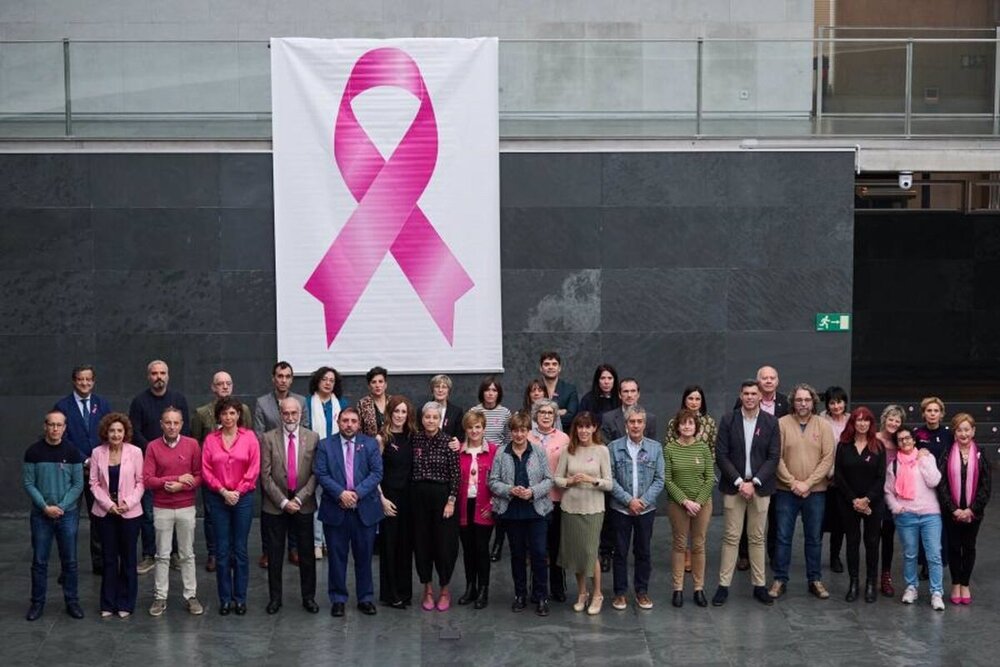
[90,412,145,618]
[201,397,260,615]
[529,398,571,602]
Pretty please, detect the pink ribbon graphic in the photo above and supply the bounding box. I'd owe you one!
[305,47,475,346]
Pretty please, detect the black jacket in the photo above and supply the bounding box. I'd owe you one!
[716,408,781,496]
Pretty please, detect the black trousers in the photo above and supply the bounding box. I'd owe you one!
[412,481,459,586]
[880,513,895,574]
[945,518,981,586]
[459,499,493,589]
[262,507,316,603]
[379,484,413,604]
[547,502,565,596]
[837,499,882,579]
[599,494,615,557]
[825,486,845,560]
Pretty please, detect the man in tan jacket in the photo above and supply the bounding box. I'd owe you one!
[260,397,320,614]
[769,383,835,600]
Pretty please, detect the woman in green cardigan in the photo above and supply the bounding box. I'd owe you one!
[664,408,715,608]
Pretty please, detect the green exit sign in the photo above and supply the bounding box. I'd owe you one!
[816,313,851,331]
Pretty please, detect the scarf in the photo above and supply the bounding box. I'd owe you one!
[948,442,980,513]
[894,448,920,500]
[310,394,340,440]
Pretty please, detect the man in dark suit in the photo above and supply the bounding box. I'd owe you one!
[260,398,320,615]
[601,378,657,442]
[712,379,781,607]
[314,408,384,617]
[53,364,111,575]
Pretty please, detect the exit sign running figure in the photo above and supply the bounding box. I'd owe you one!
[816,313,851,332]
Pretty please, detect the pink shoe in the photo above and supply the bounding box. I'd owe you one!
[436,590,451,612]
[961,596,972,605]
[950,596,963,605]
[421,591,435,611]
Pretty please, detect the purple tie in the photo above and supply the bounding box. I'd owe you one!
[345,439,355,491]
[287,432,297,490]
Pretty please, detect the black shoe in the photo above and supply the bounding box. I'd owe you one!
[218,602,232,616]
[266,600,282,615]
[693,590,708,607]
[458,583,478,605]
[671,591,683,608]
[358,602,377,616]
[535,599,550,616]
[831,556,844,574]
[26,602,44,621]
[511,596,527,612]
[711,586,729,606]
[845,577,859,602]
[388,599,407,610]
[234,603,247,615]
[331,602,345,617]
[303,599,319,614]
[753,586,774,606]
[474,586,489,610]
[66,602,85,619]
[600,554,611,573]
[864,580,877,603]
[490,539,503,562]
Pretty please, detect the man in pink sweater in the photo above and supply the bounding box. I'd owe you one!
[142,406,204,616]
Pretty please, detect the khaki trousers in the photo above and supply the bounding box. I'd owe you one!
[667,500,713,590]
[718,492,770,587]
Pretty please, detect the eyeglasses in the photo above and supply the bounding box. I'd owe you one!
[537,410,555,415]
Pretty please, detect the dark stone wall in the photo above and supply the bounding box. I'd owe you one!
[0,151,854,514]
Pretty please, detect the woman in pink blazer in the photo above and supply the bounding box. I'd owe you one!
[457,410,498,609]
[90,412,145,618]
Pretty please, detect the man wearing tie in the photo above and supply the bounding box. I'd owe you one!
[53,364,111,575]
[260,398,320,614]
[314,408,384,617]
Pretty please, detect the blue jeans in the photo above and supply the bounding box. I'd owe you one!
[206,491,254,604]
[30,510,80,605]
[773,490,825,584]
[896,512,943,595]
[611,510,656,596]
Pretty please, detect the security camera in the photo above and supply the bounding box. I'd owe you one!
[898,171,913,189]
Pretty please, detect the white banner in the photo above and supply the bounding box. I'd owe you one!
[271,38,502,375]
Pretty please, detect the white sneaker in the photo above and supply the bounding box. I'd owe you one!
[931,593,945,611]
[901,586,918,604]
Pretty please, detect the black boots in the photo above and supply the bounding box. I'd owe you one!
[474,586,489,609]
[864,579,877,603]
[845,577,859,602]
[458,583,479,605]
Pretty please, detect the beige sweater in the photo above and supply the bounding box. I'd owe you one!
[776,414,835,492]
[554,445,613,515]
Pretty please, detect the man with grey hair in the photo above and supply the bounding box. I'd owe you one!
[253,361,309,570]
[769,383,836,600]
[608,405,664,611]
[190,370,253,573]
[128,359,190,575]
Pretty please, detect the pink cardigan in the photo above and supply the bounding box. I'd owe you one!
[884,451,941,516]
[458,442,498,527]
[89,443,145,518]
[528,429,569,502]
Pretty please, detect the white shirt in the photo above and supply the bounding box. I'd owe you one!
[626,438,643,499]
[741,410,759,481]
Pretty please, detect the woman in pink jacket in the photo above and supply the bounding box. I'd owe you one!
[90,412,145,618]
[884,426,944,610]
[457,410,498,609]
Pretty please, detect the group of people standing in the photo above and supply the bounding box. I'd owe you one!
[23,356,992,623]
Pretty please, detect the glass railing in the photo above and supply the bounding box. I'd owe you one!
[1,37,998,140]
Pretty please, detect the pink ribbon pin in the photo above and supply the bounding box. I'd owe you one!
[305,47,475,345]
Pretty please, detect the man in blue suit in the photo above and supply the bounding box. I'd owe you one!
[314,407,384,617]
[53,364,111,575]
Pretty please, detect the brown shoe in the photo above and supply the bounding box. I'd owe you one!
[205,556,216,573]
[288,550,300,566]
[808,581,830,599]
[636,593,654,610]
[611,595,628,610]
[736,557,750,571]
[258,554,269,569]
[768,580,786,599]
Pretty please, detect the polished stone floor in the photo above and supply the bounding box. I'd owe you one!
[2,514,997,667]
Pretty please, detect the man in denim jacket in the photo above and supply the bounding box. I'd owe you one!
[608,405,664,611]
